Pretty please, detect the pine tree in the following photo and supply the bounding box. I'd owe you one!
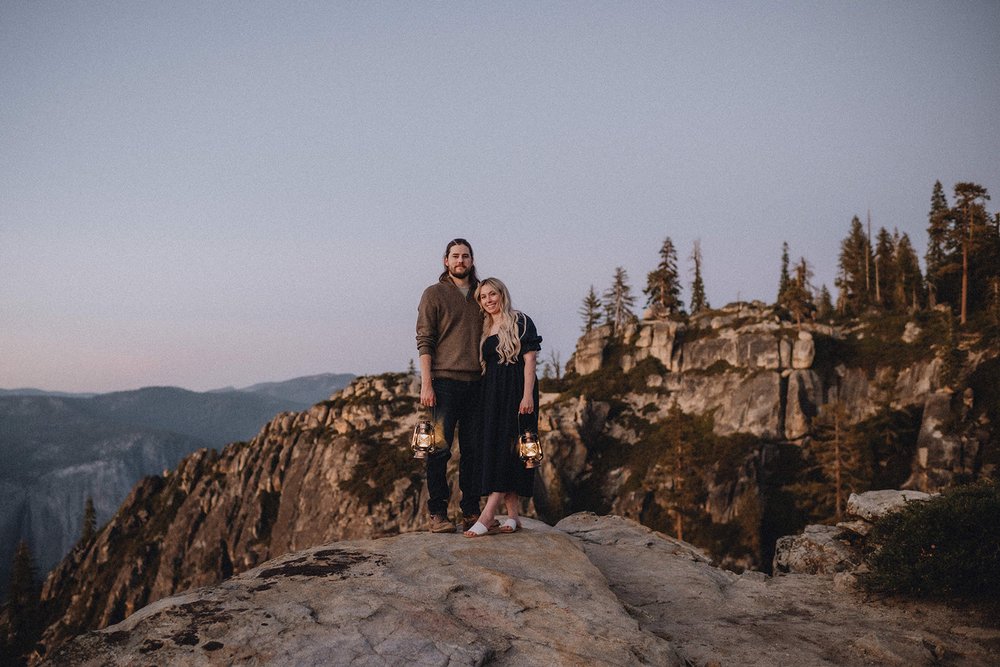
[787,401,873,524]
[781,257,814,327]
[644,237,683,316]
[816,284,834,321]
[603,267,637,336]
[6,540,40,659]
[953,182,992,324]
[873,227,897,310]
[689,239,709,314]
[578,285,602,333]
[653,407,708,542]
[81,496,97,544]
[777,241,791,305]
[836,216,873,316]
[809,403,871,522]
[894,232,924,311]
[926,180,951,308]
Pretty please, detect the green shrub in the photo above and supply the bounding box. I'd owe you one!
[860,481,1000,602]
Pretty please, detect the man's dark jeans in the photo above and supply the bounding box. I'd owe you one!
[426,377,481,518]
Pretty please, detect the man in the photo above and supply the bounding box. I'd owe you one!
[415,238,484,533]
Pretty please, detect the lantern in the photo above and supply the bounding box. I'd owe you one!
[518,431,543,468]
[411,420,436,459]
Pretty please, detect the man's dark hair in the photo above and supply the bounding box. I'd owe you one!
[438,238,479,287]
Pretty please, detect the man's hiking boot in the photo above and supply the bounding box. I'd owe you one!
[461,514,480,531]
[428,514,455,533]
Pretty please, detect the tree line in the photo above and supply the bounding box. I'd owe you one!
[580,181,999,333]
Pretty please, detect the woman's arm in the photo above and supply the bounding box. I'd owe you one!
[519,350,537,414]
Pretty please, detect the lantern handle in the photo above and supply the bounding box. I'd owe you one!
[517,410,534,436]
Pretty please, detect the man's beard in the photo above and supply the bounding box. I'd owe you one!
[449,266,470,279]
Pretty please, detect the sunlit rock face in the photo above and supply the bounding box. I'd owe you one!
[567,302,946,443]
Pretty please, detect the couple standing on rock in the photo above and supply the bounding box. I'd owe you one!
[415,238,542,537]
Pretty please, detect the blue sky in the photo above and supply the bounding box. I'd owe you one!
[2,2,998,393]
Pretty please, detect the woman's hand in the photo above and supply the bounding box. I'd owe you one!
[519,396,534,414]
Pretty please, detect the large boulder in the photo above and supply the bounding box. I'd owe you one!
[631,319,683,371]
[773,524,861,575]
[784,370,823,440]
[773,489,935,577]
[845,489,933,522]
[43,518,681,666]
[792,331,815,369]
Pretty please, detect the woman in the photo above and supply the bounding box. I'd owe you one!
[464,277,542,537]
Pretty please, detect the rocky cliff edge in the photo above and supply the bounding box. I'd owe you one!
[43,514,999,667]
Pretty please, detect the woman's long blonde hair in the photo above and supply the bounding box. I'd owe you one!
[476,277,522,366]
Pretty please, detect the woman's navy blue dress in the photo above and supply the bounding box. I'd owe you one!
[480,313,542,497]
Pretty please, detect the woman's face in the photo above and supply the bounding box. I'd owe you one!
[479,284,502,316]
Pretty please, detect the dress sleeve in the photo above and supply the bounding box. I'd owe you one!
[519,313,542,354]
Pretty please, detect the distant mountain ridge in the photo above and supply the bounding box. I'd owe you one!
[0,372,354,603]
[0,371,355,406]
[0,388,96,398]
[209,372,356,406]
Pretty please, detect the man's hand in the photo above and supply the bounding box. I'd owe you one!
[421,382,436,407]
[418,354,435,407]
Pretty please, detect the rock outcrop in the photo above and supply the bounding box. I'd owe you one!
[566,302,950,441]
[773,489,935,576]
[45,515,1000,666]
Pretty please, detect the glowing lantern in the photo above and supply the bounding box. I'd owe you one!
[410,420,436,459]
[518,431,543,468]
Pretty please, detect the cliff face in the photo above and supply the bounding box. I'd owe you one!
[566,302,945,441]
[539,303,991,569]
[35,374,431,653]
[0,387,311,601]
[26,308,996,660]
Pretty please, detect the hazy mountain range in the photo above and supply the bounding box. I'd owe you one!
[0,372,354,601]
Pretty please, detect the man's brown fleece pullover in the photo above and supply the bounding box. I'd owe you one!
[415,279,483,382]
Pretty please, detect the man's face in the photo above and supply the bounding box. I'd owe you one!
[444,244,474,279]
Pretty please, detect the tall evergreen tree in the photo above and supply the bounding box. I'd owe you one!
[578,285,602,333]
[836,216,872,316]
[689,239,709,314]
[5,540,40,660]
[777,241,791,305]
[644,237,683,316]
[816,284,834,321]
[894,232,924,311]
[653,407,709,542]
[603,267,637,336]
[81,496,97,544]
[925,180,951,307]
[781,257,814,326]
[952,182,992,324]
[873,227,897,310]
[810,403,872,522]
